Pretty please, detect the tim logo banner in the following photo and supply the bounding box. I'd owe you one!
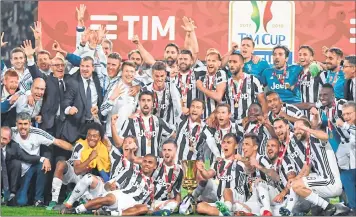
[229,1,295,64]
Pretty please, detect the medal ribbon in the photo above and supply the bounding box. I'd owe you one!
[276,136,290,170]
[305,139,311,166]
[230,78,245,105]
[163,164,177,193]
[188,118,201,145]
[178,70,192,97]
[139,116,154,140]
[205,74,215,90]
[272,66,288,85]
[217,160,233,178]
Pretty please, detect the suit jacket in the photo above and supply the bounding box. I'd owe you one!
[1,84,18,127]
[28,63,70,130]
[61,70,103,143]
[5,140,41,164]
[344,79,354,101]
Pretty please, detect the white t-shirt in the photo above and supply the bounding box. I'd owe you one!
[11,127,55,176]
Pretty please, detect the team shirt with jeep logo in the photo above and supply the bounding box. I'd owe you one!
[261,65,303,104]
[210,159,246,200]
[208,121,244,160]
[151,158,183,201]
[225,73,264,120]
[175,115,220,161]
[119,114,174,157]
[172,68,206,109]
[109,146,138,179]
[142,81,182,128]
[243,58,270,82]
[11,127,55,176]
[200,69,228,118]
[267,103,303,131]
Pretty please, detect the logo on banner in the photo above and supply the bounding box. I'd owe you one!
[229,1,295,64]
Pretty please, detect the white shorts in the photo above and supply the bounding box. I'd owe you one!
[89,176,106,198]
[62,162,81,185]
[200,179,218,203]
[302,173,342,198]
[105,190,138,211]
[151,200,179,212]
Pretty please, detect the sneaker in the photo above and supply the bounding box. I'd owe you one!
[34,200,45,207]
[152,209,171,216]
[63,192,72,204]
[323,204,337,216]
[279,207,292,216]
[348,209,356,216]
[234,211,255,216]
[262,210,273,216]
[311,206,323,216]
[94,209,111,216]
[46,201,58,210]
[60,207,76,215]
[215,201,231,216]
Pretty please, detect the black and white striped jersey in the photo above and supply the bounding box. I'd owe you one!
[151,158,183,201]
[67,143,85,167]
[172,68,206,108]
[119,114,174,157]
[272,155,295,192]
[208,121,244,160]
[109,146,138,179]
[200,69,228,118]
[287,133,307,173]
[225,73,264,120]
[142,81,182,128]
[239,121,272,156]
[243,155,274,190]
[175,115,220,161]
[210,159,247,200]
[298,70,326,118]
[268,103,303,130]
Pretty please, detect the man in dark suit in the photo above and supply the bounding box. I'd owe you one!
[343,55,355,101]
[61,56,103,143]
[1,126,50,205]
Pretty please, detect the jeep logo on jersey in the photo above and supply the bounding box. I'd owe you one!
[137,130,157,138]
[229,1,295,65]
[271,83,290,90]
[218,175,234,182]
[183,128,198,142]
[230,93,249,100]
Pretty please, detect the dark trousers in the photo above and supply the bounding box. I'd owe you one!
[7,159,22,194]
[340,169,356,209]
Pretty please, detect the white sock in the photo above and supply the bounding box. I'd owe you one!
[66,175,93,205]
[257,182,271,212]
[111,210,122,216]
[9,193,15,201]
[192,184,204,198]
[225,201,232,212]
[305,192,328,209]
[285,188,298,211]
[218,211,224,216]
[75,204,87,213]
[51,177,63,203]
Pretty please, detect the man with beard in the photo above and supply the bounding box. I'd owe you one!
[287,119,342,216]
[335,102,356,215]
[131,34,179,75]
[175,99,220,161]
[114,91,175,157]
[261,45,303,104]
[100,61,139,141]
[142,61,182,129]
[239,103,276,156]
[310,84,347,153]
[207,104,244,161]
[266,91,303,130]
[62,154,158,216]
[127,48,153,85]
[196,50,228,118]
[294,45,327,119]
[173,49,206,111]
[240,134,281,216]
[1,69,20,127]
[11,112,73,206]
[224,52,267,120]
[59,136,139,210]
[324,47,345,99]
[48,122,111,210]
[222,37,270,81]
[343,55,356,101]
[195,133,247,216]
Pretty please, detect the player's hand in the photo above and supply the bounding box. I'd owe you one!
[206,113,217,128]
[249,157,259,168]
[9,93,20,104]
[69,107,79,115]
[252,55,260,64]
[109,83,125,101]
[129,85,140,97]
[89,150,98,160]
[273,192,286,203]
[182,107,190,115]
[42,158,51,174]
[230,42,238,53]
[27,94,35,106]
[35,115,42,123]
[196,161,205,172]
[336,118,344,127]
[234,153,242,161]
[278,110,287,119]
[310,107,318,116]
[111,114,119,126]
[131,35,140,45]
[1,32,8,48]
[91,105,98,116]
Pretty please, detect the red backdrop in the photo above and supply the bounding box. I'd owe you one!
[38,1,356,62]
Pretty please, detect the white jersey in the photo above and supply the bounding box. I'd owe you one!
[11,127,55,176]
[13,95,43,118]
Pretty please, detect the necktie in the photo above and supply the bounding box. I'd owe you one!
[86,79,92,119]
[1,148,9,193]
[59,80,65,120]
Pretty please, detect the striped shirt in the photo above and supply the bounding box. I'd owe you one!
[119,114,174,157]
[17,68,33,93]
[200,69,228,118]
[272,155,295,192]
[173,68,206,108]
[142,81,182,129]
[152,158,183,201]
[298,70,326,118]
[268,103,303,130]
[109,146,137,179]
[288,133,307,173]
[225,73,264,120]
[175,115,220,161]
[210,159,246,200]
[11,127,55,176]
[336,123,356,169]
[241,121,272,156]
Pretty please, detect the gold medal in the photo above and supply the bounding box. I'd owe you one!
[234,101,239,108]
[182,95,187,103]
[285,83,290,89]
[147,139,152,147]
[214,179,219,186]
[189,141,195,152]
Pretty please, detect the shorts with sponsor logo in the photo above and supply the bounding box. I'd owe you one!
[104,189,139,211]
[62,161,82,185]
[302,173,342,198]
